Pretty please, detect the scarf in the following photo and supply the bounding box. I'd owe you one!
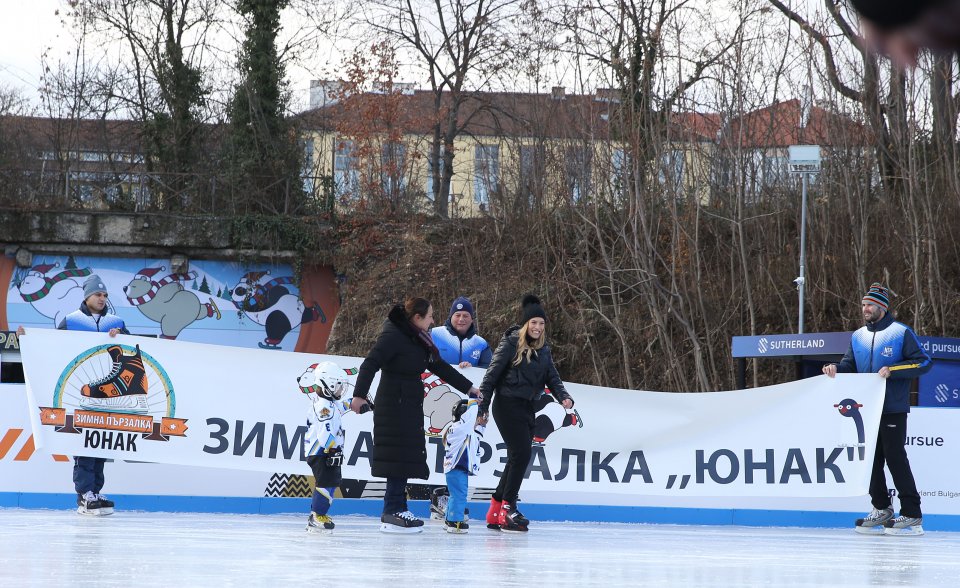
[412,322,440,359]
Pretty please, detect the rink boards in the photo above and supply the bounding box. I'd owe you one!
[3,382,960,530]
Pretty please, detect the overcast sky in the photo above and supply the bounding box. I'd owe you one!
[1,0,837,115]
[0,0,67,99]
[0,0,337,111]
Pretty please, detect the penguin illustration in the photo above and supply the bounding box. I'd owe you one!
[531,389,582,445]
[230,271,326,350]
[834,398,865,460]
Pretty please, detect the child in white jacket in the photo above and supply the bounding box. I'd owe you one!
[442,397,487,533]
[300,361,354,533]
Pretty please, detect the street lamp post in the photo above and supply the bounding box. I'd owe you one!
[788,145,821,335]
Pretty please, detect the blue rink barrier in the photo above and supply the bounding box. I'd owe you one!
[3,492,960,531]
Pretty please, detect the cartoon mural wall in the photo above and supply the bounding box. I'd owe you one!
[0,255,340,353]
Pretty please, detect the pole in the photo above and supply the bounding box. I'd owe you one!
[798,173,808,334]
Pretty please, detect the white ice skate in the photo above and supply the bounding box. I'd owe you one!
[883,516,924,536]
[79,394,150,414]
[854,507,892,535]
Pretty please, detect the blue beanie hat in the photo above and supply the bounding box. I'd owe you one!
[862,283,890,311]
[449,296,475,319]
[83,274,108,299]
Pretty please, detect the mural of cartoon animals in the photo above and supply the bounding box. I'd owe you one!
[423,382,464,436]
[230,270,326,350]
[123,267,221,339]
[16,263,92,326]
[532,390,583,445]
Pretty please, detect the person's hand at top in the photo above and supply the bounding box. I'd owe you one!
[853,0,960,68]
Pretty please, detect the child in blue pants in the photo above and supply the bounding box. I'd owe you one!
[442,398,486,533]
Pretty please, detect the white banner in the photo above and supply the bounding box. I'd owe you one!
[20,329,885,497]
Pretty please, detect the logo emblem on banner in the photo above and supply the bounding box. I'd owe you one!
[39,344,188,443]
[834,398,866,460]
[936,384,950,403]
[758,338,769,354]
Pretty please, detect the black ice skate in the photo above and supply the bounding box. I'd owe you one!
[430,487,449,521]
[80,345,149,414]
[499,502,529,533]
[444,520,469,534]
[77,491,111,516]
[380,511,424,534]
[95,493,115,515]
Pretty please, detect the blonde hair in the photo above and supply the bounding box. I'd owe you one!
[512,321,545,366]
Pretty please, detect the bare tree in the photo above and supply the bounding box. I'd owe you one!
[360,0,522,217]
[66,0,223,207]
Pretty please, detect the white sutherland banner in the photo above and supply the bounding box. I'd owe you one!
[21,329,885,497]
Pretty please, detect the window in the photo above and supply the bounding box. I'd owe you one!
[658,149,685,193]
[381,142,407,197]
[611,148,630,200]
[565,146,593,202]
[474,144,499,207]
[333,140,360,200]
[519,144,545,203]
[761,153,788,186]
[425,154,436,201]
[301,138,315,194]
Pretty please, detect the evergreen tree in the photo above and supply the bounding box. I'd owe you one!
[199,276,212,294]
[65,256,78,270]
[225,0,304,214]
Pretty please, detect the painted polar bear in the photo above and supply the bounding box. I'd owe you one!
[123,267,220,339]
[17,263,91,326]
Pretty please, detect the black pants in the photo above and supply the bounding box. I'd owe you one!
[492,395,535,504]
[870,412,922,518]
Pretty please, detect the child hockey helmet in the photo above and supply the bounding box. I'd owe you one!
[298,361,349,400]
[452,398,471,421]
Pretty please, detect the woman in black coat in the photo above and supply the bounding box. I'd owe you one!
[351,297,479,533]
[478,294,574,532]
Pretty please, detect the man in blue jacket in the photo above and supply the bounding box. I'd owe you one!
[431,296,492,368]
[23,274,128,515]
[823,283,931,536]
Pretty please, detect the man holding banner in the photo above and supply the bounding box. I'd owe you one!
[20,274,129,516]
[823,283,931,536]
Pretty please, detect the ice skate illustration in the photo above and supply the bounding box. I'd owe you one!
[80,345,150,414]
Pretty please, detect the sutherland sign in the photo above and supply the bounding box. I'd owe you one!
[734,332,960,360]
[732,333,851,358]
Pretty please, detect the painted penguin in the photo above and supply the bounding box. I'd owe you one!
[230,270,326,350]
[835,398,865,460]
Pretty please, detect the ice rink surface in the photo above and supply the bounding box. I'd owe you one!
[3,508,960,587]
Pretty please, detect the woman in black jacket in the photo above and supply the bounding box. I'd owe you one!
[351,297,479,533]
[478,294,574,532]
